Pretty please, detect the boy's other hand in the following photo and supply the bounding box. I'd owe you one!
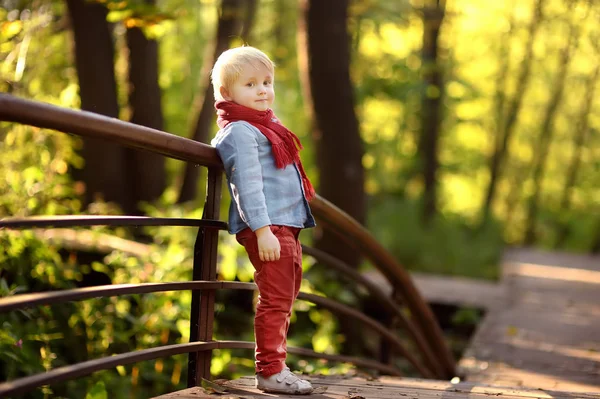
[255,226,281,262]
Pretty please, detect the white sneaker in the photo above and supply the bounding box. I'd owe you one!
[256,367,313,394]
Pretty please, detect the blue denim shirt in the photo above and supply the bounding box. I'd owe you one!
[211,121,316,234]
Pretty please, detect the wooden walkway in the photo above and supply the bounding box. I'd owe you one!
[458,248,600,393]
[156,248,600,398]
[155,374,600,398]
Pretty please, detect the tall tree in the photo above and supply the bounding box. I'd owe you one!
[418,0,446,223]
[480,0,544,223]
[177,0,245,204]
[298,0,365,268]
[492,6,517,225]
[125,1,167,210]
[65,0,133,213]
[492,7,514,160]
[240,0,257,44]
[523,3,582,244]
[272,0,288,66]
[502,159,528,228]
[555,53,599,248]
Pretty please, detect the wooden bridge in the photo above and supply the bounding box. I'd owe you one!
[0,95,599,398]
[157,248,600,398]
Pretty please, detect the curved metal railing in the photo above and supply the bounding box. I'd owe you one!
[2,341,403,397]
[0,94,456,397]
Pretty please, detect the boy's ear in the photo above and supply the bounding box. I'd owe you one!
[220,86,232,101]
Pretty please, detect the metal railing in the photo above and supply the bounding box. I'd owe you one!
[0,94,456,397]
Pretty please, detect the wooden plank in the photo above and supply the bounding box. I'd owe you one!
[462,362,600,394]
[503,265,600,316]
[502,248,600,272]
[153,375,600,398]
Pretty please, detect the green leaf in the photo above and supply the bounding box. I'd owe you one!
[85,381,107,399]
[106,10,133,23]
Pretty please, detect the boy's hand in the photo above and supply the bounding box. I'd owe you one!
[255,226,281,262]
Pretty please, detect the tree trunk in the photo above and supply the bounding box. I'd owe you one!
[480,0,544,223]
[65,0,132,213]
[493,9,514,146]
[272,0,288,66]
[523,11,579,244]
[418,1,446,224]
[502,160,528,228]
[492,10,516,225]
[298,0,365,269]
[125,20,167,211]
[240,0,257,44]
[177,0,244,204]
[554,63,598,248]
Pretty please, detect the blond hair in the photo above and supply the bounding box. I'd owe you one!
[211,46,275,101]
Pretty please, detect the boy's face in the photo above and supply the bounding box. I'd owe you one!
[221,63,274,112]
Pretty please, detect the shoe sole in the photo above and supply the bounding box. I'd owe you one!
[258,386,313,395]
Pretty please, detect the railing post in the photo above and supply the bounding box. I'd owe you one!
[188,167,222,387]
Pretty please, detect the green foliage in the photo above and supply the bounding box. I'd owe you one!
[0,124,82,217]
[0,201,201,397]
[85,381,108,399]
[368,195,503,280]
[452,307,482,327]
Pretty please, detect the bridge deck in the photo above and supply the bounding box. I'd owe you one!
[157,249,600,398]
[154,374,600,398]
[458,249,600,392]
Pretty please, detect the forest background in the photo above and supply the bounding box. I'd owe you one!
[0,0,599,398]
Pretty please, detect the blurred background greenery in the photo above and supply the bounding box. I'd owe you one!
[1,0,598,397]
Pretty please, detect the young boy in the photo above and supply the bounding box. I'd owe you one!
[210,46,316,395]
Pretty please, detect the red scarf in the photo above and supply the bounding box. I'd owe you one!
[215,100,316,201]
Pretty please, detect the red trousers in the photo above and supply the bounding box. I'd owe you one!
[236,225,303,377]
